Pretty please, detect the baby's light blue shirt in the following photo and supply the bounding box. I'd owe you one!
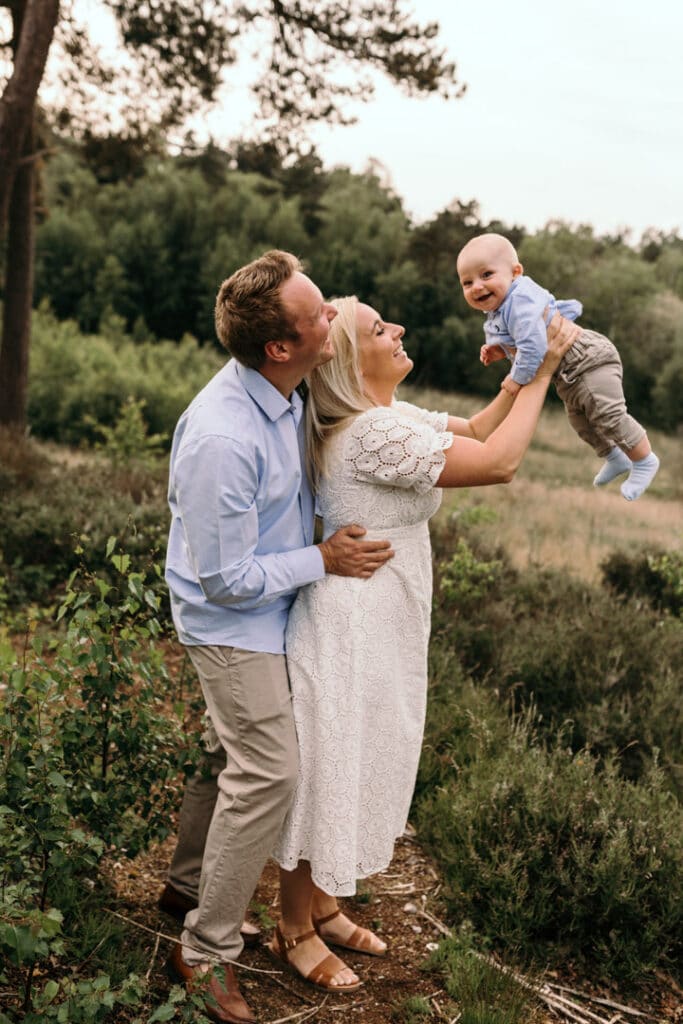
[483,275,582,385]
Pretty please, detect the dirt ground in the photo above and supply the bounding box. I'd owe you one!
[110,827,682,1024]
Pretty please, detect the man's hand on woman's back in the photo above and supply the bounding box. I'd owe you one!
[319,524,394,578]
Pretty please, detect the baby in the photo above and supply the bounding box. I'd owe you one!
[456,233,659,501]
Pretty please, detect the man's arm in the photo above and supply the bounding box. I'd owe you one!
[173,436,394,605]
[173,435,325,608]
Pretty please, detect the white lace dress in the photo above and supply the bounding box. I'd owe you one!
[272,402,453,895]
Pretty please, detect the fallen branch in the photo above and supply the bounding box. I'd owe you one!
[105,909,280,975]
[413,908,651,1024]
[145,932,160,982]
[267,995,329,1024]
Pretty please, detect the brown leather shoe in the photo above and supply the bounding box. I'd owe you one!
[158,884,260,948]
[167,943,256,1024]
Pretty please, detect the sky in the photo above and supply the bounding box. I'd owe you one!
[67,1,683,239]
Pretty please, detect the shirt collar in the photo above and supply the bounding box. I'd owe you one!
[234,360,303,423]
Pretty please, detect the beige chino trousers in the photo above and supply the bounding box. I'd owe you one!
[180,645,298,965]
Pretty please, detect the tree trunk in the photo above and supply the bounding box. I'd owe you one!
[0,0,59,431]
[0,120,35,431]
[0,0,59,229]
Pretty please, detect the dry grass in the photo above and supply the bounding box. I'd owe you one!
[401,383,683,583]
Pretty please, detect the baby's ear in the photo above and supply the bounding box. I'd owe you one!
[512,262,524,278]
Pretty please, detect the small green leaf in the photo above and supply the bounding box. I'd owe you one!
[112,553,131,574]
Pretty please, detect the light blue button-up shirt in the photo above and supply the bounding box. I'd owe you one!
[165,359,325,653]
[483,275,582,385]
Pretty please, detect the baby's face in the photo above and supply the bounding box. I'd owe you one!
[457,244,521,313]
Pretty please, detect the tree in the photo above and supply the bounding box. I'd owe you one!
[0,0,463,433]
[0,0,59,428]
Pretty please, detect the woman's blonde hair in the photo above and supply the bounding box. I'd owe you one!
[305,295,375,483]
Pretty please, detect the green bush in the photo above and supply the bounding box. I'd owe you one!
[0,542,194,1018]
[0,469,168,610]
[430,525,683,794]
[27,305,221,445]
[602,548,683,617]
[416,705,683,980]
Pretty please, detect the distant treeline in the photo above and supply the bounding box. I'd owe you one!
[32,142,683,431]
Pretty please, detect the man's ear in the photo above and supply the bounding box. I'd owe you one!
[512,262,524,278]
[263,339,292,364]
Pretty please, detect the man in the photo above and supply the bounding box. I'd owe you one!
[164,250,393,1024]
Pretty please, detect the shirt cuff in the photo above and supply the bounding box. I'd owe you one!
[290,543,326,587]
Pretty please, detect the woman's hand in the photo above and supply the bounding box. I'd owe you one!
[539,312,580,375]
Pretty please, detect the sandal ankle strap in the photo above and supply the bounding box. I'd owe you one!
[312,909,342,928]
[275,923,317,955]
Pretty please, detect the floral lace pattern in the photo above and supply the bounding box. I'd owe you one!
[272,404,452,895]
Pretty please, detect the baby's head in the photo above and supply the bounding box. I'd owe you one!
[456,233,523,313]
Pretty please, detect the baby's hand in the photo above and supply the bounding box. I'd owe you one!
[480,343,506,366]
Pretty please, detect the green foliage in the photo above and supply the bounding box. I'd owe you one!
[391,995,433,1021]
[28,304,221,444]
[431,525,683,795]
[53,543,187,853]
[0,463,168,611]
[426,928,533,1024]
[19,972,145,1024]
[439,538,504,613]
[417,520,683,979]
[416,707,683,980]
[30,149,683,433]
[602,547,683,617]
[88,396,168,469]
[0,542,193,1017]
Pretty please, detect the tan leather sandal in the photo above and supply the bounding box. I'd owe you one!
[313,909,387,957]
[268,923,363,993]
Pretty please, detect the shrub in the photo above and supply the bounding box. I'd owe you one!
[0,445,168,612]
[602,548,683,617]
[430,524,683,794]
[27,305,221,445]
[416,706,683,980]
[0,542,194,1018]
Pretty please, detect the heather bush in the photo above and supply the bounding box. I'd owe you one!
[430,524,683,794]
[0,465,168,610]
[602,547,683,617]
[416,703,683,980]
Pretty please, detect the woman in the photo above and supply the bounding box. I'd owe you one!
[270,298,577,991]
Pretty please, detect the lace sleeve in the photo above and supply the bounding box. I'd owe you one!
[345,407,453,494]
[392,400,449,432]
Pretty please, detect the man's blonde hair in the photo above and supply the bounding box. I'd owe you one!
[305,296,375,482]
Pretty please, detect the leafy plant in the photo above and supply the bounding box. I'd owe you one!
[0,541,195,1016]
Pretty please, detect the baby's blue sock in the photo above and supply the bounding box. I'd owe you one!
[621,452,660,501]
[593,446,631,487]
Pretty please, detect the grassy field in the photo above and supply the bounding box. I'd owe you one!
[401,383,683,582]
